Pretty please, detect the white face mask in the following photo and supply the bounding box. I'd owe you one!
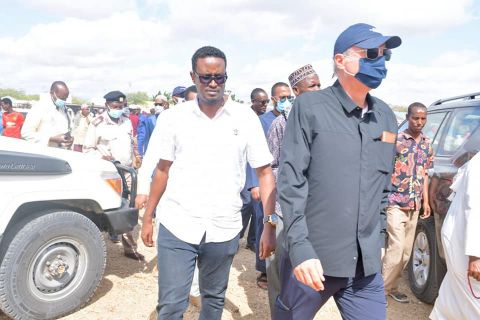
[155,105,164,114]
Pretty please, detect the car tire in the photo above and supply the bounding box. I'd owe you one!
[0,210,106,320]
[407,216,446,304]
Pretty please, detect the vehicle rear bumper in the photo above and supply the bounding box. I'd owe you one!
[104,199,139,234]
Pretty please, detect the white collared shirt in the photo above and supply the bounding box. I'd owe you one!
[143,99,272,244]
[21,100,70,147]
[83,114,133,166]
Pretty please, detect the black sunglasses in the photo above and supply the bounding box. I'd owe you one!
[194,71,228,85]
[276,96,294,103]
[253,99,269,105]
[361,48,392,61]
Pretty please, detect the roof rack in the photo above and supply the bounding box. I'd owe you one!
[431,92,480,106]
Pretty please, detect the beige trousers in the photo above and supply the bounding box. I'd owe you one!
[382,206,419,293]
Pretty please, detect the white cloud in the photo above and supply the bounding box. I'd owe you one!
[377,50,480,106]
[0,0,478,106]
[18,0,137,19]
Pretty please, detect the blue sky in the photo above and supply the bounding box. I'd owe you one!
[1,0,479,106]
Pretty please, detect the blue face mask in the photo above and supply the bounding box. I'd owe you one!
[276,98,293,113]
[354,56,387,89]
[53,93,67,110]
[108,108,124,119]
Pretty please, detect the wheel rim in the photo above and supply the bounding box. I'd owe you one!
[412,230,430,287]
[28,237,88,301]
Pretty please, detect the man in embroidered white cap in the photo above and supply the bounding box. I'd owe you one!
[263,63,321,313]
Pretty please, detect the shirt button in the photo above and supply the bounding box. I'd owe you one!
[353,257,357,260]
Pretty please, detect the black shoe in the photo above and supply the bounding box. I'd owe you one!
[124,252,145,261]
[246,243,255,253]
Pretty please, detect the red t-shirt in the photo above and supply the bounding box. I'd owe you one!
[130,114,139,137]
[2,112,25,138]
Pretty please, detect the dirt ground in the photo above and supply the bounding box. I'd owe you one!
[0,224,433,320]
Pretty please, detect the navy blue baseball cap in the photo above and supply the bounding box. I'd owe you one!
[334,23,402,56]
[172,86,186,98]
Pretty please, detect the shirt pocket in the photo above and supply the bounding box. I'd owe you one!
[372,140,395,174]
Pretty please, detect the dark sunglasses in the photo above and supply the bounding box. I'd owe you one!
[360,48,392,61]
[194,71,228,85]
[276,95,295,103]
[154,103,163,106]
[254,99,269,105]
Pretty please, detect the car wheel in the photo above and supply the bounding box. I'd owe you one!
[407,216,446,304]
[0,210,106,320]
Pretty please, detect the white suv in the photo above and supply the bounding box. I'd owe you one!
[0,136,138,320]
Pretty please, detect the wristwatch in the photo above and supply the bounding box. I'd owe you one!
[263,213,279,226]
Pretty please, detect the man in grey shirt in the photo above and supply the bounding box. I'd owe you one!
[274,23,401,319]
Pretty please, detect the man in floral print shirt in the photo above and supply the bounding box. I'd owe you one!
[383,102,434,304]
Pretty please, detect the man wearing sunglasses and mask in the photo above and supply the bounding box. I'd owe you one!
[140,46,276,320]
[247,82,293,290]
[21,80,73,149]
[263,63,321,313]
[275,23,401,319]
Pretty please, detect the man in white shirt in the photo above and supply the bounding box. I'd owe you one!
[139,46,276,320]
[72,103,93,152]
[21,81,73,149]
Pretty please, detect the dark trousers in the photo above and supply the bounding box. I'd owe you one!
[253,199,266,273]
[239,201,256,247]
[273,254,386,320]
[156,224,239,320]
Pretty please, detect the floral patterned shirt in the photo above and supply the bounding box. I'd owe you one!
[267,114,287,216]
[388,130,434,210]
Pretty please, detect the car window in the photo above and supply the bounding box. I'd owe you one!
[398,111,448,152]
[437,107,480,156]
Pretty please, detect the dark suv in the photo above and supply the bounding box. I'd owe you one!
[398,92,480,304]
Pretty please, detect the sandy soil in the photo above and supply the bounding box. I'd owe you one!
[0,225,433,320]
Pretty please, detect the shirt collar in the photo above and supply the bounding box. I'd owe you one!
[401,130,427,141]
[192,96,233,117]
[331,80,375,116]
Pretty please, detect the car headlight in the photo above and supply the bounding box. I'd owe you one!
[101,172,122,196]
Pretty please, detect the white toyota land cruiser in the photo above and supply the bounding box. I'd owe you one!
[0,136,139,320]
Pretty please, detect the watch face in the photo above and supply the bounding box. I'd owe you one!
[271,214,279,224]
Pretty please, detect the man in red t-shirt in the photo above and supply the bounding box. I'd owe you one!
[1,97,25,139]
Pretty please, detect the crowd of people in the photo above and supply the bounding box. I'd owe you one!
[1,22,479,320]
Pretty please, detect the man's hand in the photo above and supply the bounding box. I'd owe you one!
[141,219,154,247]
[250,187,261,202]
[468,256,480,281]
[50,133,73,145]
[421,203,431,219]
[135,194,149,209]
[259,223,276,260]
[135,155,143,168]
[293,259,325,291]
